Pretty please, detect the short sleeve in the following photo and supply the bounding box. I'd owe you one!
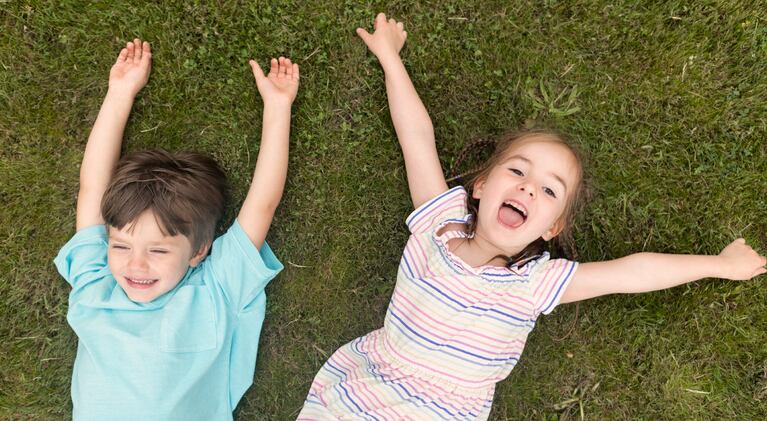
[53,225,110,291]
[531,258,578,316]
[206,220,283,311]
[405,187,468,234]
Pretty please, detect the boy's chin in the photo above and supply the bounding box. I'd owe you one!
[124,290,160,303]
[120,284,168,303]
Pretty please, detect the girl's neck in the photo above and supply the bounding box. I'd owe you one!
[449,229,514,268]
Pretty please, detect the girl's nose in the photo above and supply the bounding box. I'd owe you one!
[519,183,536,198]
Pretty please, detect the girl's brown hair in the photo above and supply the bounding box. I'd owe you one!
[101,150,228,253]
[463,129,588,266]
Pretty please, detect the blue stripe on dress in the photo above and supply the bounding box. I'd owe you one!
[389,308,519,364]
[406,187,464,227]
[539,261,577,315]
[347,339,468,420]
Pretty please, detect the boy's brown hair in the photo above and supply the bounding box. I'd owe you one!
[101,150,228,252]
[464,129,588,265]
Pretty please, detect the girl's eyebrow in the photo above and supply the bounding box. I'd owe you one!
[506,155,569,194]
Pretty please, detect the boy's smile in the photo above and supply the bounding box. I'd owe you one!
[107,210,207,302]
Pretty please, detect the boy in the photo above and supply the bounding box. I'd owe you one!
[54,39,299,420]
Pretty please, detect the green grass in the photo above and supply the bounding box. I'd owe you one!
[2,1,767,419]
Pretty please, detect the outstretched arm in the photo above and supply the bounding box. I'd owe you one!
[237,57,299,249]
[357,13,448,208]
[76,39,151,231]
[561,238,767,303]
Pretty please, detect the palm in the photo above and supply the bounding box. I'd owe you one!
[109,39,151,97]
[250,57,299,105]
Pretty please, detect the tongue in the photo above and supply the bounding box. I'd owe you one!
[499,206,524,228]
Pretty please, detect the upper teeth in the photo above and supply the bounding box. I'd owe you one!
[129,278,156,284]
[504,201,527,216]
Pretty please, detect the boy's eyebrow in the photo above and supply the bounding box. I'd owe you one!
[107,230,177,246]
[505,155,569,193]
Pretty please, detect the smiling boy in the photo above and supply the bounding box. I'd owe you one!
[54,39,300,420]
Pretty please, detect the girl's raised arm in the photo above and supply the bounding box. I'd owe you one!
[560,238,766,303]
[357,13,448,208]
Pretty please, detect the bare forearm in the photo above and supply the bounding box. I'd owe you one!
[76,90,135,229]
[611,252,722,293]
[80,90,134,191]
[237,103,291,245]
[379,57,435,148]
[565,239,766,304]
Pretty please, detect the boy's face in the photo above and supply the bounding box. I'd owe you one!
[107,210,207,303]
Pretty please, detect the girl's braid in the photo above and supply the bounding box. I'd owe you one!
[446,139,496,184]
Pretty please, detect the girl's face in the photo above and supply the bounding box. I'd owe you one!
[472,137,580,256]
[107,210,207,303]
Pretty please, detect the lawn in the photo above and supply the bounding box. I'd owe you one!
[1,1,766,419]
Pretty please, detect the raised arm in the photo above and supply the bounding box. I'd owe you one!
[237,57,299,249]
[76,39,151,231]
[560,238,766,304]
[357,13,448,208]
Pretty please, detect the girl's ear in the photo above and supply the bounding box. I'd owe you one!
[472,179,486,199]
[542,218,566,241]
[189,243,211,267]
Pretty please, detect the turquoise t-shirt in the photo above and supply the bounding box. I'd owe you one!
[54,221,283,421]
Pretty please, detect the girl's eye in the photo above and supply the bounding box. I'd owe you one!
[509,168,524,176]
[543,187,557,198]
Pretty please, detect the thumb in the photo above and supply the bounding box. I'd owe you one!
[249,60,265,81]
[356,28,373,46]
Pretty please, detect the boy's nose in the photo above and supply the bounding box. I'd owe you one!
[128,253,149,271]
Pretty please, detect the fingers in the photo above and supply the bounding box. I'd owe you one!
[249,59,265,80]
[133,38,142,61]
[123,38,150,64]
[280,57,290,78]
[255,57,299,81]
[375,12,387,30]
[125,41,135,63]
[141,41,152,65]
[116,47,128,63]
[356,27,373,45]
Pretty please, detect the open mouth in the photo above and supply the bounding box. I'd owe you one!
[126,277,158,289]
[498,200,528,229]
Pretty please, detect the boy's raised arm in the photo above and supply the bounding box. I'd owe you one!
[357,13,448,209]
[237,57,299,250]
[76,39,151,231]
[560,238,766,304]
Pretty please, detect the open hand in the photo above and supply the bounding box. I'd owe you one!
[109,38,152,97]
[718,238,767,280]
[356,13,407,62]
[249,57,299,107]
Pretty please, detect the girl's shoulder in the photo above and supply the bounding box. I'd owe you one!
[405,186,468,235]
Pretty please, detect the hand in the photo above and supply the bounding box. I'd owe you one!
[356,13,408,63]
[249,57,299,107]
[109,38,152,98]
[718,238,767,280]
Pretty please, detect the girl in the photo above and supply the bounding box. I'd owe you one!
[297,14,766,420]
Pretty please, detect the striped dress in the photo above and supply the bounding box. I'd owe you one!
[298,187,578,420]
